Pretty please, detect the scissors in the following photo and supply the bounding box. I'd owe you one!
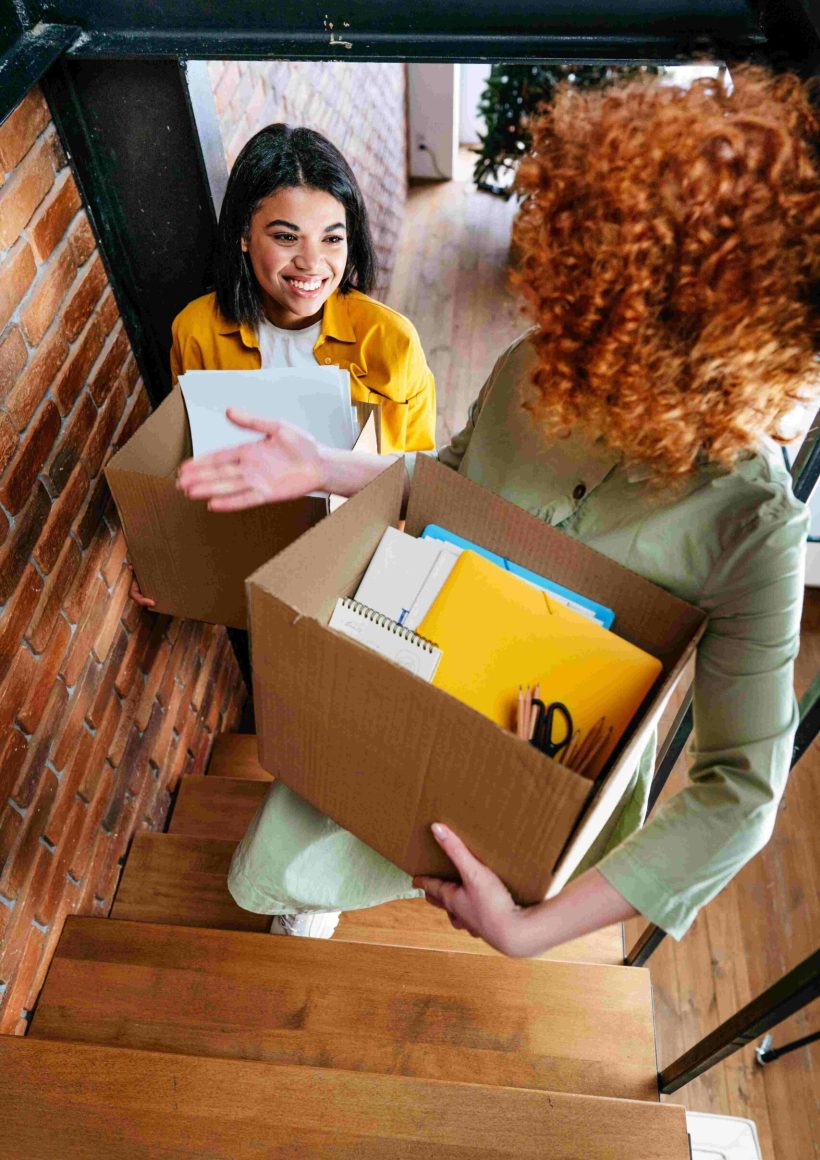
[528,699,573,760]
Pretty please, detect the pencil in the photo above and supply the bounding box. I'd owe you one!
[577,726,613,777]
[516,686,524,739]
[528,683,541,741]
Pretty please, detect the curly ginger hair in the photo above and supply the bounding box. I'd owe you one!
[511,67,820,482]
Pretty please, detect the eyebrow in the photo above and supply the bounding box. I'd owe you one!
[266,219,347,232]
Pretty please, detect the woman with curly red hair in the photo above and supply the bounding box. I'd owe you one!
[179,67,819,954]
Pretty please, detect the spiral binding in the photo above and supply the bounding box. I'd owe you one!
[339,598,437,653]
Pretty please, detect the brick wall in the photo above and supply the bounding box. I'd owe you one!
[207,61,407,298]
[0,87,246,1034]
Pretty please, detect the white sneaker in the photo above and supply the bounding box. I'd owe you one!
[269,911,341,939]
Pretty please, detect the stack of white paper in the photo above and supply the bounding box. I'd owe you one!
[354,527,460,629]
[178,367,357,458]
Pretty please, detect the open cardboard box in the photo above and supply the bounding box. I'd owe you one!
[247,455,706,904]
[105,388,379,629]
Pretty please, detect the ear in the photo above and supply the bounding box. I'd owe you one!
[241,235,249,253]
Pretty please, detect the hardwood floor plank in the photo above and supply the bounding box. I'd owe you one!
[0,1037,691,1160]
[32,916,658,1101]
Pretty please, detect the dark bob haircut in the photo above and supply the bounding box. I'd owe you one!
[215,123,377,327]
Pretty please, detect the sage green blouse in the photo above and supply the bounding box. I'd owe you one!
[228,332,808,940]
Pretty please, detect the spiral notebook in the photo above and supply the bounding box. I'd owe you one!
[329,597,442,681]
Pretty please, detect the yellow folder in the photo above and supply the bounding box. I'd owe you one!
[417,551,662,778]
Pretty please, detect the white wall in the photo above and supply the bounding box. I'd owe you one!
[459,63,491,146]
[407,63,459,180]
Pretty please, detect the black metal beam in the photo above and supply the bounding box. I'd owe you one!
[0,23,80,125]
[2,0,768,62]
[659,949,820,1093]
[41,58,219,406]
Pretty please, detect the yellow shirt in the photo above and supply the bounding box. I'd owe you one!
[170,288,436,454]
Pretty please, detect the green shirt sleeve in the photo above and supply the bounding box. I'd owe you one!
[597,488,808,939]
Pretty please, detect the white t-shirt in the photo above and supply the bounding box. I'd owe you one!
[257,317,322,369]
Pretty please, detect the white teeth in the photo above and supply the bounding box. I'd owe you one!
[289,278,322,291]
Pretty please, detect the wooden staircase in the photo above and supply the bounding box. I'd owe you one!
[1,733,690,1158]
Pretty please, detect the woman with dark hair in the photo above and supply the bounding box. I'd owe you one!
[179,68,818,956]
[170,123,435,455]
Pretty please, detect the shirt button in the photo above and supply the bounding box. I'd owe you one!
[573,483,586,501]
[324,357,332,364]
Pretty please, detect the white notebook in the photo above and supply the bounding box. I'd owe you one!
[354,527,459,627]
[329,597,442,681]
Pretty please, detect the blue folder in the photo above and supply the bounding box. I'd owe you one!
[420,524,615,630]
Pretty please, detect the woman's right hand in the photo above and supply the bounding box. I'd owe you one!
[130,577,156,608]
[176,409,328,511]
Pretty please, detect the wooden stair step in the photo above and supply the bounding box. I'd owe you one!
[32,916,657,1101]
[206,733,272,780]
[0,1037,689,1159]
[152,808,623,964]
[169,776,268,841]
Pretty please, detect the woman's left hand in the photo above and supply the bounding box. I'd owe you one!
[413,823,530,957]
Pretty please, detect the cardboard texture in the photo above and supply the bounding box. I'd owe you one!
[105,389,379,629]
[248,456,706,904]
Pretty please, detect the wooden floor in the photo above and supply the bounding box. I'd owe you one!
[387,163,820,1160]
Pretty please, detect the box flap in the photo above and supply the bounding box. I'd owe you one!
[106,387,190,478]
[247,458,405,622]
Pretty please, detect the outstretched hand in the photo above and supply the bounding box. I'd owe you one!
[176,408,327,511]
[413,824,530,957]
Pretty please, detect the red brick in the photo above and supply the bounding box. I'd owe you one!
[28,171,82,263]
[0,563,45,683]
[69,775,113,883]
[0,89,50,171]
[68,214,95,267]
[5,321,67,430]
[77,695,121,805]
[60,574,106,688]
[0,914,46,1030]
[112,616,150,700]
[97,288,119,336]
[0,484,50,604]
[73,473,113,549]
[35,799,86,927]
[107,680,142,768]
[0,806,23,880]
[46,392,96,494]
[88,323,129,406]
[17,615,71,734]
[0,644,37,737]
[101,527,128,588]
[1,768,59,900]
[0,325,28,400]
[52,318,103,415]
[135,640,171,730]
[0,411,17,478]
[85,380,125,481]
[0,399,60,515]
[26,535,81,651]
[86,626,128,731]
[0,240,36,333]
[19,243,77,346]
[91,566,131,665]
[46,127,67,174]
[112,386,150,453]
[52,656,101,770]
[60,253,106,342]
[33,461,89,574]
[10,678,67,808]
[123,354,141,397]
[0,137,56,250]
[63,520,112,623]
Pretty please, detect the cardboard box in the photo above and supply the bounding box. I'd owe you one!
[105,388,379,629]
[248,455,706,904]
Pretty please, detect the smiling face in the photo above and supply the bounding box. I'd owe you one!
[241,185,349,330]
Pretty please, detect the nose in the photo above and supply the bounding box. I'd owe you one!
[293,237,323,271]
